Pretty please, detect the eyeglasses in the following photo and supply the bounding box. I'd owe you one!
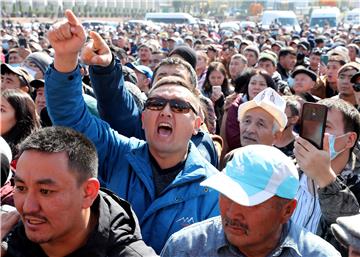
[353,83,360,92]
[144,97,198,115]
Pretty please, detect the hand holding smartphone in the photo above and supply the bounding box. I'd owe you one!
[299,103,328,149]
[212,86,223,101]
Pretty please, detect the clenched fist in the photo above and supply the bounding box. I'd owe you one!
[47,9,86,72]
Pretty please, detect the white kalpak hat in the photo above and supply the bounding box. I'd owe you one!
[238,87,287,131]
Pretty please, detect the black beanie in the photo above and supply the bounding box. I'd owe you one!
[169,45,197,69]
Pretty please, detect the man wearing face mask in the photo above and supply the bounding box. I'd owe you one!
[22,52,53,80]
[292,98,360,256]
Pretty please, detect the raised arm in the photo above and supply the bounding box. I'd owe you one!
[81,32,144,139]
[45,10,133,186]
[294,136,359,223]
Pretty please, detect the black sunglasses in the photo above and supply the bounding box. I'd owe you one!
[353,83,360,92]
[144,97,198,115]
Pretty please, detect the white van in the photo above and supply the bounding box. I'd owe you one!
[309,8,341,30]
[344,8,360,28]
[145,13,197,25]
[261,10,301,32]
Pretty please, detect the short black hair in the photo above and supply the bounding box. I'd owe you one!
[279,47,296,58]
[318,98,360,150]
[152,57,197,87]
[18,126,98,185]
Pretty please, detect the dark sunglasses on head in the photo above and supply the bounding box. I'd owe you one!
[144,97,198,115]
[353,83,360,92]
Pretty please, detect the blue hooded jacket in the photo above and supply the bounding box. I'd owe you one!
[89,57,219,168]
[45,65,220,253]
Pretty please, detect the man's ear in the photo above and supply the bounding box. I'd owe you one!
[274,130,282,141]
[346,132,357,149]
[20,85,30,93]
[280,199,297,224]
[141,112,145,130]
[82,178,100,209]
[290,115,300,125]
[193,116,202,135]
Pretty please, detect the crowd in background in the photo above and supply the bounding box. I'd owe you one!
[1,11,360,257]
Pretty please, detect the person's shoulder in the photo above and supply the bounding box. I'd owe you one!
[165,216,223,246]
[289,221,341,256]
[187,141,219,174]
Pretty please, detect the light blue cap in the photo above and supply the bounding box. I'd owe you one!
[201,145,299,206]
[126,63,153,79]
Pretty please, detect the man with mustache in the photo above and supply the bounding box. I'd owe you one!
[161,145,340,257]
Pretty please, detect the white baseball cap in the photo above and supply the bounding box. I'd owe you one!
[238,87,287,131]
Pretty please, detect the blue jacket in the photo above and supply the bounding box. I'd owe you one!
[89,57,219,168]
[45,65,220,253]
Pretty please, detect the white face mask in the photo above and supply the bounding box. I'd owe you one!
[21,65,37,78]
[328,133,347,160]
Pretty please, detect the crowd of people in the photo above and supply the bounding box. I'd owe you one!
[1,8,360,257]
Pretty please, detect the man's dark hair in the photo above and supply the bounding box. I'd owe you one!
[279,47,296,58]
[18,126,98,185]
[151,57,197,87]
[234,67,254,94]
[318,98,360,150]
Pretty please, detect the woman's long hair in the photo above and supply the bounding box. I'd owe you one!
[2,89,41,158]
[203,62,231,96]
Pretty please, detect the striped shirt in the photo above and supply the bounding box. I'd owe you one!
[291,174,322,233]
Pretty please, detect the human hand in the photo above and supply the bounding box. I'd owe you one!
[294,135,336,188]
[224,92,238,111]
[211,86,223,102]
[47,9,86,72]
[81,31,112,67]
[319,63,327,76]
[1,210,20,240]
[18,47,31,60]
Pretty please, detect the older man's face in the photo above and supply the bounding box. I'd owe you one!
[219,195,291,253]
[240,107,278,146]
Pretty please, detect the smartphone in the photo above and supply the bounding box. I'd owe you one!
[212,86,222,94]
[300,103,328,149]
[320,54,329,66]
[18,37,27,48]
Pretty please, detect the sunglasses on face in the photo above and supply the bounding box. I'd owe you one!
[353,83,360,92]
[144,97,198,115]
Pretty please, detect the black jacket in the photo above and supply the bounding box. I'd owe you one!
[4,189,158,257]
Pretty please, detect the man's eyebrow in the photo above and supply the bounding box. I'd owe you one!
[35,179,57,185]
[14,175,57,186]
[13,175,25,183]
